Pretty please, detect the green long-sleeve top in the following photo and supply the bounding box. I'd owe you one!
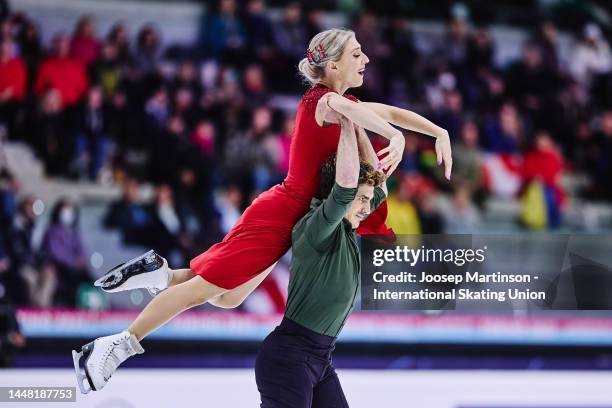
[285,183,386,337]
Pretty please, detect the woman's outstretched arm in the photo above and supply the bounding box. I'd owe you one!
[317,93,404,176]
[360,102,452,180]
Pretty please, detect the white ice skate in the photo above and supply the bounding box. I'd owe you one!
[72,330,144,394]
[94,250,170,296]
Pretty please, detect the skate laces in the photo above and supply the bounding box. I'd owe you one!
[99,332,133,381]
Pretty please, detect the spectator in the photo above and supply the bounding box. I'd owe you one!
[383,16,417,96]
[35,33,89,108]
[522,130,564,196]
[169,60,202,102]
[520,131,565,229]
[0,295,26,367]
[0,167,18,235]
[69,15,100,66]
[91,42,122,96]
[0,228,13,302]
[144,86,170,133]
[441,18,469,69]
[589,111,612,200]
[570,23,612,88]
[214,184,242,234]
[191,119,216,159]
[147,184,190,263]
[8,196,57,307]
[271,2,307,91]
[15,15,43,77]
[444,120,484,200]
[273,2,307,58]
[199,0,246,63]
[568,120,597,175]
[436,89,464,141]
[243,0,275,61]
[533,21,560,74]
[270,114,293,175]
[73,86,111,181]
[151,115,191,183]
[103,177,152,246]
[35,89,71,176]
[224,106,276,200]
[133,24,161,74]
[173,87,198,128]
[41,198,89,306]
[466,27,494,71]
[397,132,421,174]
[0,37,26,139]
[483,102,524,153]
[505,42,559,129]
[242,63,269,107]
[385,174,422,234]
[106,22,130,64]
[440,186,482,233]
[354,11,390,100]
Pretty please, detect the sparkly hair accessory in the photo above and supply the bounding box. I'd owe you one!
[306,43,328,64]
[317,44,327,59]
[306,48,315,64]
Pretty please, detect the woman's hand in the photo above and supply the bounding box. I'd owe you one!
[435,131,453,180]
[377,132,405,176]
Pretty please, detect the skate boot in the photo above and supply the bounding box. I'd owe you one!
[94,250,170,296]
[72,330,144,394]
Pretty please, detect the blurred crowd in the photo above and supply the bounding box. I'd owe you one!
[1,0,612,311]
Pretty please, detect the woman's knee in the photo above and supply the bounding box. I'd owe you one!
[208,291,246,309]
[182,276,226,308]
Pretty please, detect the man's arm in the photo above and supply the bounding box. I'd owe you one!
[304,117,359,250]
[355,124,388,197]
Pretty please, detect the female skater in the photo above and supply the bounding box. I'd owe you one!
[73,28,452,394]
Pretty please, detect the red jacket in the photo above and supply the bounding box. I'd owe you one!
[0,57,27,101]
[35,57,89,107]
[522,148,566,205]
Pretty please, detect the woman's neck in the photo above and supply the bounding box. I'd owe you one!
[318,78,348,95]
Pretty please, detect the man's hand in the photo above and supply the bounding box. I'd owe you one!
[338,115,353,129]
[316,93,343,126]
[376,132,405,176]
[435,131,453,180]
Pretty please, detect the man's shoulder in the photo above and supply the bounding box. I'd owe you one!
[291,204,318,239]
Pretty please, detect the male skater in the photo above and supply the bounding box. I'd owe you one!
[255,116,387,407]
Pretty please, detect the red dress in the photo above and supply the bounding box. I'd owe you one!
[190,84,391,289]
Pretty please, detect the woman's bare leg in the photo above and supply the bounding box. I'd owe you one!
[168,268,195,286]
[128,275,226,341]
[127,260,280,340]
[208,262,278,308]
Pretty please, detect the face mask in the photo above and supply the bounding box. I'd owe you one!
[60,206,75,227]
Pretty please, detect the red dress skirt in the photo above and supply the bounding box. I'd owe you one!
[190,84,392,289]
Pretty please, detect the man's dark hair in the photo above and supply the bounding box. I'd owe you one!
[319,156,385,199]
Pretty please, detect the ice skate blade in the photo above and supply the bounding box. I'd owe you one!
[72,349,92,394]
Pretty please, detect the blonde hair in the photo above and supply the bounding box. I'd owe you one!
[298,28,355,86]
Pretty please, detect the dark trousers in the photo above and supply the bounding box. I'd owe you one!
[255,317,349,408]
